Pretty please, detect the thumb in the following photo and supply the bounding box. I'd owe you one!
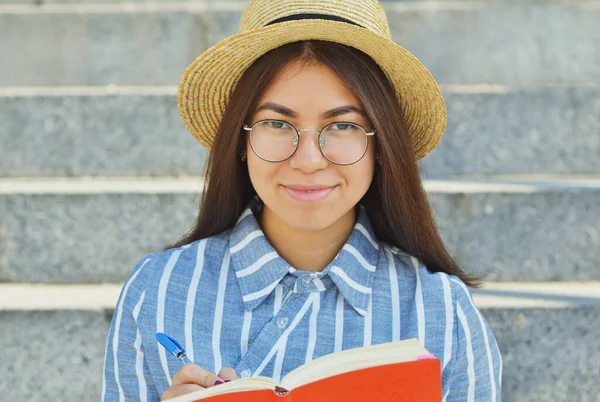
[217,367,238,382]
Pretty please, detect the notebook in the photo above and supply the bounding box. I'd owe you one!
[163,338,441,402]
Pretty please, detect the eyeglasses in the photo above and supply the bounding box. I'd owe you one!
[242,119,376,166]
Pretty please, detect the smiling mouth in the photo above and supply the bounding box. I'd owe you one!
[282,185,337,202]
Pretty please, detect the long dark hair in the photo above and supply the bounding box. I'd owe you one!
[166,40,482,288]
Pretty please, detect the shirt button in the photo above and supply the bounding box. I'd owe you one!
[277,317,289,329]
[301,276,313,287]
[240,369,251,378]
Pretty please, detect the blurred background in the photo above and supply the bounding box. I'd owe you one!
[1,0,599,400]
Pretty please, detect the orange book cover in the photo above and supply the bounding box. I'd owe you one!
[190,358,441,402]
[163,339,440,402]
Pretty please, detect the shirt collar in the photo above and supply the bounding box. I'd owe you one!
[228,198,380,316]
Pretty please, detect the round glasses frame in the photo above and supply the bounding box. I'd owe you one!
[242,119,377,166]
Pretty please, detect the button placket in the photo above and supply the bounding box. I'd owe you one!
[276,316,289,329]
[234,292,311,378]
[301,276,313,287]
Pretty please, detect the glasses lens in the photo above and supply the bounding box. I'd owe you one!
[320,123,368,165]
[249,120,298,161]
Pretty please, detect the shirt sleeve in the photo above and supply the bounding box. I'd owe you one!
[102,255,160,402]
[444,277,503,402]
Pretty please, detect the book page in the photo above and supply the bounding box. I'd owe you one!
[162,376,277,402]
[281,338,430,390]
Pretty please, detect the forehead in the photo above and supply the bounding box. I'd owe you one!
[257,60,361,109]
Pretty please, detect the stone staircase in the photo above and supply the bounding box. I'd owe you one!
[1,0,599,401]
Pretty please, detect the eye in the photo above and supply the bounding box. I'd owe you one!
[266,121,291,130]
[330,123,355,131]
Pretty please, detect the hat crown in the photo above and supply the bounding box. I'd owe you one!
[239,0,391,38]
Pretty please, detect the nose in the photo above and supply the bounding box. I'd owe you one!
[288,129,328,173]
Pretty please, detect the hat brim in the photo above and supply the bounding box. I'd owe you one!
[177,19,446,160]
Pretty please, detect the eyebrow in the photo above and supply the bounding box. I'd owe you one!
[255,102,367,120]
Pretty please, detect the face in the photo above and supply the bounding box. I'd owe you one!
[245,60,376,231]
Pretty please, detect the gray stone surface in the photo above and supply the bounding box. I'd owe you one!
[429,187,600,282]
[2,86,599,177]
[0,11,209,86]
[0,93,209,177]
[1,3,599,86]
[0,307,598,401]
[0,310,109,402]
[0,192,200,284]
[1,184,599,284]
[484,307,600,402]
[420,86,600,178]
[386,3,600,85]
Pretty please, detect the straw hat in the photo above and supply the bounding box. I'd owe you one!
[177,0,447,160]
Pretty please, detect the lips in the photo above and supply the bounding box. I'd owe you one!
[282,185,337,202]
[285,185,334,191]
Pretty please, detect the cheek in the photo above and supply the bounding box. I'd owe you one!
[349,150,376,188]
[247,156,280,195]
[343,163,375,193]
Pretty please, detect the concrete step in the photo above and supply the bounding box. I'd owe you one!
[0,282,598,402]
[2,85,598,178]
[0,1,598,86]
[0,87,209,177]
[0,177,599,283]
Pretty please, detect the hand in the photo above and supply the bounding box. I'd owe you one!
[161,363,238,400]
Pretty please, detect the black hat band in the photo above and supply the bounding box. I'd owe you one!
[265,13,364,28]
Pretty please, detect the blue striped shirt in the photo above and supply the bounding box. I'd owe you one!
[102,201,502,401]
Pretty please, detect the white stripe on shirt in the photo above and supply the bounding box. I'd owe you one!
[132,292,148,402]
[157,250,183,385]
[305,292,320,363]
[355,223,379,250]
[272,285,285,383]
[343,244,376,272]
[230,230,263,254]
[212,250,231,373]
[112,258,150,401]
[101,328,110,400]
[363,294,372,346]
[185,239,207,363]
[330,266,372,294]
[452,278,497,400]
[312,275,327,292]
[475,308,497,401]
[385,247,400,341]
[411,256,425,345]
[236,207,253,224]
[334,291,344,352]
[457,304,475,402]
[273,336,288,384]
[253,295,314,376]
[241,309,252,357]
[243,280,280,302]
[498,346,503,388]
[440,274,454,372]
[237,252,278,278]
[274,284,284,315]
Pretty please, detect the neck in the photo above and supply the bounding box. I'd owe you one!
[258,206,356,273]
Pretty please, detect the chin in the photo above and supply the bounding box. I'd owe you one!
[276,202,338,232]
[288,219,331,232]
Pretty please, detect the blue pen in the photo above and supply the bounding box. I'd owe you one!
[156,333,193,364]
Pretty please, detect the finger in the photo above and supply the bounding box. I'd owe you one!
[161,383,204,401]
[172,363,223,388]
[217,367,238,382]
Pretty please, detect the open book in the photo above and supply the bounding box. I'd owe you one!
[164,338,441,402]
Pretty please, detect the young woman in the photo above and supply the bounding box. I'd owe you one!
[102,1,502,401]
